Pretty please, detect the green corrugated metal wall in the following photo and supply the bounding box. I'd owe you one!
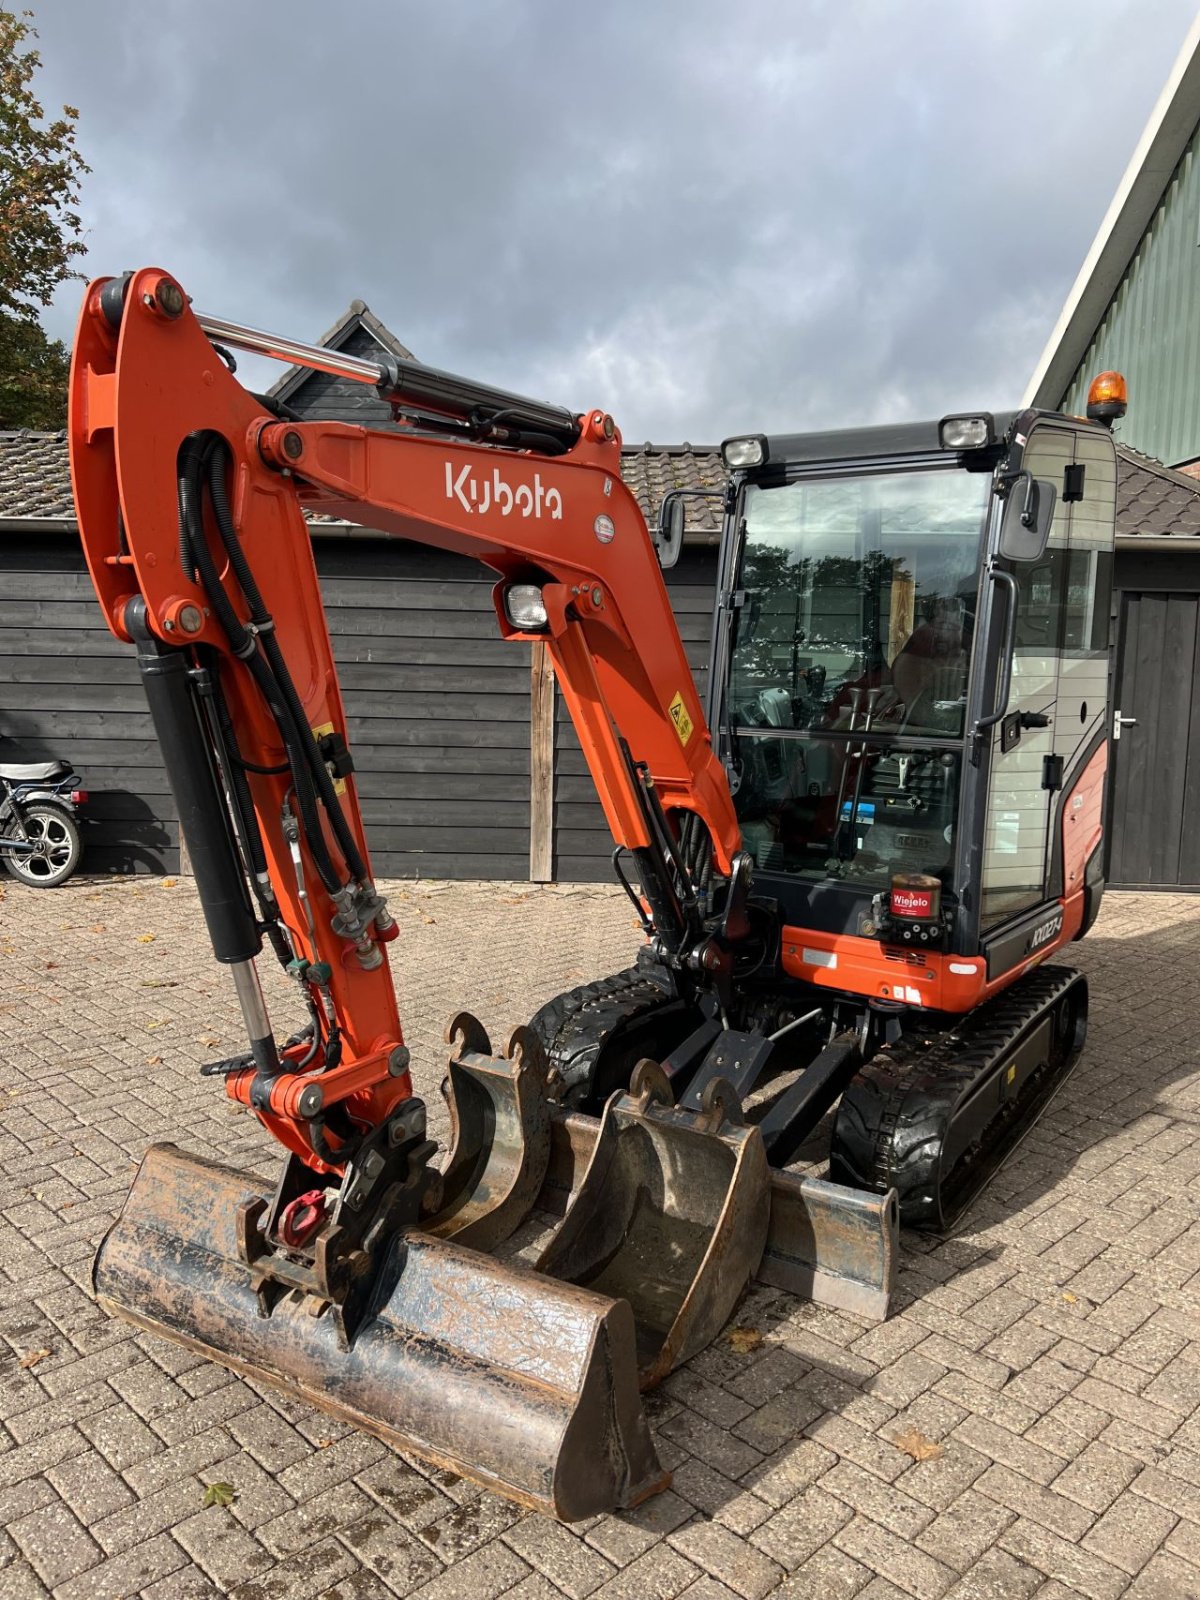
[1062,123,1200,466]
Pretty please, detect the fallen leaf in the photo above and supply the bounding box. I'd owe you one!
[892,1426,943,1462]
[141,980,179,989]
[18,1349,50,1369]
[89,924,106,934]
[198,1035,221,1047]
[145,1021,167,1031]
[161,878,177,888]
[137,934,156,944]
[726,1326,764,1354]
[1061,1291,1079,1304]
[44,961,58,970]
[146,1055,163,1066]
[202,1481,236,1509]
[316,1438,333,1449]
[421,915,436,925]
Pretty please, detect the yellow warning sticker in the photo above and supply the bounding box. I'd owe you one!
[668,691,694,747]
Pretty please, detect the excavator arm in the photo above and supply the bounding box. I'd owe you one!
[71,267,742,1177]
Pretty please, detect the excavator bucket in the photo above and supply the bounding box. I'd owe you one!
[422,1014,551,1251]
[93,1142,667,1520]
[537,1062,771,1387]
[542,1108,898,1324]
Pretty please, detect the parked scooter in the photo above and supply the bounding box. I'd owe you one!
[0,743,87,887]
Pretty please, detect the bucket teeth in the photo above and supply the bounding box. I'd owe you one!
[93,1143,667,1520]
[422,1012,551,1251]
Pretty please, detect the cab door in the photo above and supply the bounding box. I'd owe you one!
[978,424,1071,928]
[977,421,1116,932]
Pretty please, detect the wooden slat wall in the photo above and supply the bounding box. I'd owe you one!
[0,535,717,882]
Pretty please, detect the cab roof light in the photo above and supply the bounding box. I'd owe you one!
[722,435,768,470]
[1086,370,1128,426]
[939,414,993,451]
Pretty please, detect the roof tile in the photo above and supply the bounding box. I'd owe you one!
[4,431,1199,543]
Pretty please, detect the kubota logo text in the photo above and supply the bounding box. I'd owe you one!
[446,463,563,520]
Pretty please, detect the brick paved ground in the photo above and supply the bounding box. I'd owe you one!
[1,874,1199,1600]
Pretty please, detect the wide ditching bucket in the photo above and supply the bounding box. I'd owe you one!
[94,1141,667,1520]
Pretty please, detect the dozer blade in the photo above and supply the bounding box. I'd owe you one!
[93,1143,668,1521]
[422,1013,551,1251]
[542,1110,897,1324]
[536,1062,771,1388]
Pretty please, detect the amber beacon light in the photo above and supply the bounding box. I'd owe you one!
[1086,370,1128,425]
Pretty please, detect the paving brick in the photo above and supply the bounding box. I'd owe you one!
[172,1504,273,1589]
[668,1518,782,1600]
[938,1548,1045,1599]
[822,1460,935,1539]
[415,1491,520,1560]
[947,1415,1066,1486]
[0,1556,53,1599]
[999,1516,1129,1600]
[123,1425,239,1496]
[772,1542,871,1599]
[226,1534,358,1600]
[1124,1550,1200,1598]
[228,1403,312,1472]
[8,1496,103,1587]
[408,1538,530,1600]
[53,1531,189,1600]
[504,1516,618,1599]
[256,1483,374,1558]
[748,1483,852,1568]
[659,1408,764,1480]
[914,1486,1014,1573]
[832,1517,955,1600]
[591,1543,700,1600]
[1083,1491,1180,1577]
[1053,1440,1144,1513]
[974,1463,1095,1541]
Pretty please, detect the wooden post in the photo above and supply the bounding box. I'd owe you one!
[529,642,555,882]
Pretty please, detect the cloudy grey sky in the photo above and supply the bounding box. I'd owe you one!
[30,0,1200,442]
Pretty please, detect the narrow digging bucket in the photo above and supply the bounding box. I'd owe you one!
[536,1063,770,1388]
[422,1015,551,1252]
[93,1144,667,1520]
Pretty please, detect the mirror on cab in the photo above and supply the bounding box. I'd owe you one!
[999,472,1057,562]
[654,493,686,569]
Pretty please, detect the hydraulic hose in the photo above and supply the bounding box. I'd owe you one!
[205,443,370,886]
[178,435,345,897]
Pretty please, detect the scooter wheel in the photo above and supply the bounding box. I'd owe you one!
[4,803,82,888]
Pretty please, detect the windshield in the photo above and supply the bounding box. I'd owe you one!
[729,468,989,741]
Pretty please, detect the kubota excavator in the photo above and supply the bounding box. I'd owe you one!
[69,267,1121,1521]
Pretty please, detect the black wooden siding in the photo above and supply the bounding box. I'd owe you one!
[0,534,716,882]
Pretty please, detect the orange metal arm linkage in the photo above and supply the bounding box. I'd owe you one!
[68,268,742,1170]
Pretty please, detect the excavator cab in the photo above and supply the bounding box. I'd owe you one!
[710,407,1116,979]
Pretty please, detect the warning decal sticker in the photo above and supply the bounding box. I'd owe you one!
[668,691,694,747]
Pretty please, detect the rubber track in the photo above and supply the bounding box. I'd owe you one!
[831,964,1084,1231]
[529,966,676,1104]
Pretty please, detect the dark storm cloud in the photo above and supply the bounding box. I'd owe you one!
[33,0,1200,440]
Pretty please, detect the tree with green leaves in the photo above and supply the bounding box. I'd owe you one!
[0,9,88,430]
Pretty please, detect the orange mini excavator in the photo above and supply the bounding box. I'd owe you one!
[70,267,1121,1519]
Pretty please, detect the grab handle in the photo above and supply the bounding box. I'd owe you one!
[973,566,1019,735]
